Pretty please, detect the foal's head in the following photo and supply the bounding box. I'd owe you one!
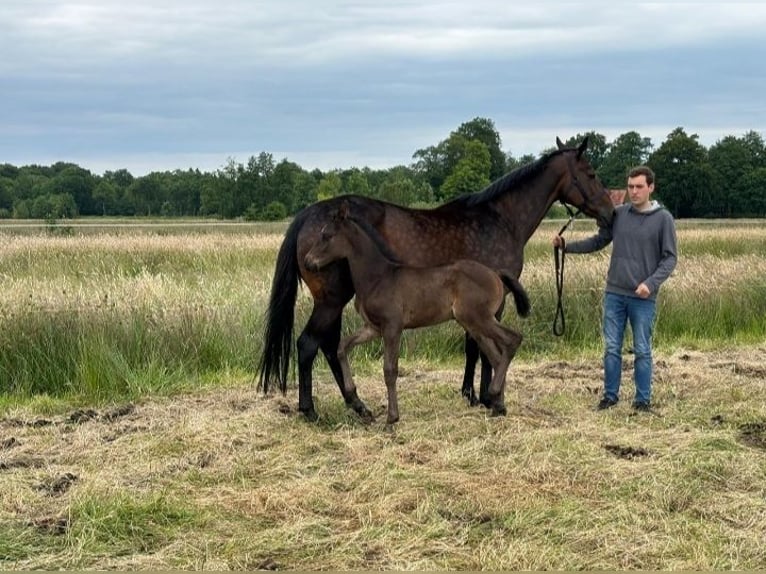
[303,209,351,272]
[304,202,403,272]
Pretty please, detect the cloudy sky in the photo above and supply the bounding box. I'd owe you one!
[3,1,766,176]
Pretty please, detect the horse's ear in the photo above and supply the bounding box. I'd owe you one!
[556,136,565,150]
[576,137,589,159]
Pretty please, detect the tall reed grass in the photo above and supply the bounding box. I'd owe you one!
[0,220,764,403]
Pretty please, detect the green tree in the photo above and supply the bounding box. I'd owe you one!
[92,179,118,215]
[560,131,609,171]
[317,171,343,201]
[344,169,371,197]
[649,127,712,218]
[439,140,491,201]
[734,167,766,216]
[454,117,507,180]
[709,131,766,216]
[50,165,96,215]
[506,153,537,172]
[377,175,417,206]
[599,131,653,188]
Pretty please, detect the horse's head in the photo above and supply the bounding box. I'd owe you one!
[555,137,615,227]
[304,202,352,272]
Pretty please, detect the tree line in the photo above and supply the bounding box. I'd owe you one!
[1,118,764,220]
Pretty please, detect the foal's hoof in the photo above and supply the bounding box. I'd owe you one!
[490,404,507,417]
[360,412,376,424]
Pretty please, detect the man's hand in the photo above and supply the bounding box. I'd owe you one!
[635,282,651,299]
[552,235,565,249]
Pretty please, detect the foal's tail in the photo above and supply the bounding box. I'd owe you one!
[257,209,310,395]
[500,274,531,318]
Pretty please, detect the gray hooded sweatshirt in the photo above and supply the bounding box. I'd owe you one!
[564,201,678,300]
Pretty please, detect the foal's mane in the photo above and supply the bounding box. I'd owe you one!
[449,147,565,209]
[346,215,404,265]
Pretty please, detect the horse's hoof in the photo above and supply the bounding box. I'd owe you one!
[300,408,319,422]
[490,404,507,417]
[384,422,396,433]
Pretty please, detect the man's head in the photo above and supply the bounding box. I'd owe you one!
[627,166,655,210]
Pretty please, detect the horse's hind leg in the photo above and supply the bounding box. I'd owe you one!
[478,304,504,406]
[481,326,523,416]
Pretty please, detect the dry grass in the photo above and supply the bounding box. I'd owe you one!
[2,346,766,570]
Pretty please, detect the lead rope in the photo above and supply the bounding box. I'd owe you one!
[552,203,580,336]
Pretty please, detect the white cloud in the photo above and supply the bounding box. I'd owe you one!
[1,1,765,175]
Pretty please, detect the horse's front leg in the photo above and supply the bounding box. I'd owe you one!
[477,350,493,407]
[461,334,480,406]
[337,325,381,423]
[298,302,371,421]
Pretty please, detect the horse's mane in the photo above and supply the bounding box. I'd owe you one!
[347,215,404,265]
[448,147,565,209]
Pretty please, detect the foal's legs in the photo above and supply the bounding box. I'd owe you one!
[381,329,403,426]
[461,304,504,407]
[297,302,372,421]
[337,325,381,422]
[460,318,522,416]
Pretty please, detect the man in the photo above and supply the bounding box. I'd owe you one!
[553,166,677,411]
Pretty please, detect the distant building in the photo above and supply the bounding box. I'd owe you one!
[609,189,627,206]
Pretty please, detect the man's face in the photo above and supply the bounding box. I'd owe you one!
[627,175,654,207]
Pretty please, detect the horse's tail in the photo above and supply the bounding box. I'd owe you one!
[500,274,531,318]
[257,209,309,395]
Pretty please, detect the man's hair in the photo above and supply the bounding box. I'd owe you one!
[628,165,655,186]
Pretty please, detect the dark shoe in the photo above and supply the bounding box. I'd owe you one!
[597,397,618,410]
[632,401,651,412]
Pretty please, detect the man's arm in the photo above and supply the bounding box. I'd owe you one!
[565,224,614,254]
[644,212,678,293]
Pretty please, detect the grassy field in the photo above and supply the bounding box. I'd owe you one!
[1,217,765,569]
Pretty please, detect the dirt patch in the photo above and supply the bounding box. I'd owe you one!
[3,418,53,428]
[0,455,45,471]
[3,404,135,430]
[29,515,70,535]
[733,363,766,378]
[68,409,99,424]
[69,404,135,424]
[1,436,20,450]
[603,444,650,459]
[101,404,136,422]
[36,472,79,496]
[738,421,766,450]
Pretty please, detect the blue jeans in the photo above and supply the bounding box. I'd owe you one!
[602,292,656,404]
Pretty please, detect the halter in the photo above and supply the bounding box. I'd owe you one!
[552,157,605,336]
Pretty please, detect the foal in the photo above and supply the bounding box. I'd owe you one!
[304,204,530,425]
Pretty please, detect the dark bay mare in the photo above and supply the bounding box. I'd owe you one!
[304,202,532,424]
[258,137,614,421]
